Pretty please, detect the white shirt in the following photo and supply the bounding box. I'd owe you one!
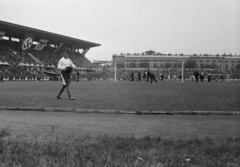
[57,57,76,71]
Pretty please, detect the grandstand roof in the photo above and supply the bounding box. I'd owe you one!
[0,20,101,49]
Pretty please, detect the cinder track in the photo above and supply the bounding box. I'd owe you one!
[0,110,239,138]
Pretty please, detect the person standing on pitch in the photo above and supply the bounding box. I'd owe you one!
[207,73,211,82]
[57,50,77,100]
[143,71,147,81]
[130,72,134,81]
[220,73,224,82]
[137,71,141,82]
[147,68,150,82]
[194,70,199,83]
[150,72,158,83]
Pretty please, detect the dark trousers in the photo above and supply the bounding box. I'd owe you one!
[151,76,157,83]
[195,76,199,83]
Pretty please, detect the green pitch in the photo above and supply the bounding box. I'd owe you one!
[0,80,239,111]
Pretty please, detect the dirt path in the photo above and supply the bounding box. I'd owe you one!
[0,110,239,138]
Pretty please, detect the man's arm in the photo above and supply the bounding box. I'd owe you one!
[69,59,77,69]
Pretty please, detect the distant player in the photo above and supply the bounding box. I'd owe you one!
[56,50,77,100]
[137,71,141,82]
[173,74,176,81]
[160,73,164,81]
[150,72,157,83]
[220,73,224,82]
[76,70,80,83]
[130,72,134,81]
[147,69,150,81]
[194,70,199,83]
[143,71,147,81]
[200,72,204,82]
[207,73,211,82]
[167,73,171,81]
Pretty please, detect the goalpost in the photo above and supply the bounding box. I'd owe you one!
[114,61,117,82]
[180,59,184,83]
[113,59,185,83]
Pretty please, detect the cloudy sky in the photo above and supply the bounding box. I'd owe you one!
[0,0,240,61]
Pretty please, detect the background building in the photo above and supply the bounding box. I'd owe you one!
[112,51,240,70]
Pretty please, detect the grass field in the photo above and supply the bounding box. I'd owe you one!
[1,80,240,166]
[0,80,239,111]
[0,130,239,167]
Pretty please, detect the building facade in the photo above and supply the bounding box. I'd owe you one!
[112,54,240,70]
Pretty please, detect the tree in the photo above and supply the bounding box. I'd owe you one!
[145,50,155,55]
[184,60,197,68]
[139,62,149,68]
[236,64,240,70]
[153,63,159,68]
[199,64,217,69]
[210,63,218,69]
[129,62,137,68]
[164,62,172,68]
[201,64,211,68]
[116,63,125,69]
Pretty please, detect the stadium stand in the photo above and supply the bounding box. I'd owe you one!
[69,52,97,69]
[0,20,101,81]
[0,43,101,81]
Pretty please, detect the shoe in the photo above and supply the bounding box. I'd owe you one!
[69,96,75,100]
[57,96,62,99]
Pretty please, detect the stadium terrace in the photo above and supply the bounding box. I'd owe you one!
[0,21,102,81]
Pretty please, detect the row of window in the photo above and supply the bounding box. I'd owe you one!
[199,60,240,63]
[116,59,240,63]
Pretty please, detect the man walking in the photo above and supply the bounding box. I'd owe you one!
[57,50,77,100]
[150,72,157,83]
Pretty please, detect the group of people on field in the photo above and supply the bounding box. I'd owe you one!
[130,69,157,83]
[193,70,225,83]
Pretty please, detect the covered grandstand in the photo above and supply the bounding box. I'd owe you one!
[0,20,101,81]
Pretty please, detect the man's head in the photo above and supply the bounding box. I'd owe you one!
[63,50,69,58]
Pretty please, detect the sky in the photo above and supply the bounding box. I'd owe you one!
[0,0,240,61]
